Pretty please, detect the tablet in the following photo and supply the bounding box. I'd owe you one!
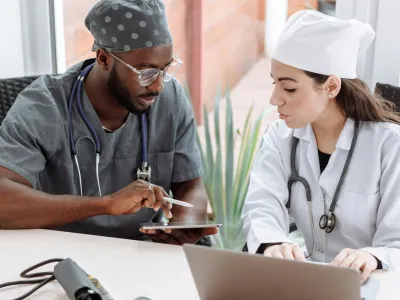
[140,221,223,230]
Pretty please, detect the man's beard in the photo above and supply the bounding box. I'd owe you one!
[107,66,144,115]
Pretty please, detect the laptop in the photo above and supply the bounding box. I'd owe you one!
[182,244,379,300]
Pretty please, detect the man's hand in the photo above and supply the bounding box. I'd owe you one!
[139,227,218,245]
[104,180,172,218]
[263,243,307,262]
[331,248,378,283]
[140,178,216,245]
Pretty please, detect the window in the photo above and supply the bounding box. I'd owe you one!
[61,0,98,68]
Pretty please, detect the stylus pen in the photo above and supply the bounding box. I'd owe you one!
[163,197,194,208]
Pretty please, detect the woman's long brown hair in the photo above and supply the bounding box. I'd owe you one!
[305,71,400,125]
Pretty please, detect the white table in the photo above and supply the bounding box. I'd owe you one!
[0,229,400,300]
[0,229,199,300]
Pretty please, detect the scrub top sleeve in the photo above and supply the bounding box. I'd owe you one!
[241,121,295,254]
[0,86,63,188]
[171,83,204,183]
[359,131,400,270]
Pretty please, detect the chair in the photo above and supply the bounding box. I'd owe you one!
[375,82,400,111]
[0,76,40,126]
[317,0,336,16]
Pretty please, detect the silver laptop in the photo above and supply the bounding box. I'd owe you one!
[183,244,379,300]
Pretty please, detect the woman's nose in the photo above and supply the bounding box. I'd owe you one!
[270,89,284,106]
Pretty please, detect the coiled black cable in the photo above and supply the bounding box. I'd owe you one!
[0,258,63,300]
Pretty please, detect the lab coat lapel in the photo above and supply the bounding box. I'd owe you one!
[335,118,355,151]
[318,118,354,198]
[293,124,321,183]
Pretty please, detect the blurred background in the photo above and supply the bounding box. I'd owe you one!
[2,0,399,125]
[0,0,337,121]
[0,0,399,249]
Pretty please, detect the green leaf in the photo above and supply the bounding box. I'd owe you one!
[235,111,266,218]
[212,86,225,235]
[203,105,214,209]
[195,85,267,250]
[195,130,207,176]
[225,88,234,222]
[233,105,254,196]
[232,107,254,216]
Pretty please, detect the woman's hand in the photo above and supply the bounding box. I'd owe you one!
[331,248,378,283]
[263,243,307,262]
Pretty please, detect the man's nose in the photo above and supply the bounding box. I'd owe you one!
[147,74,164,94]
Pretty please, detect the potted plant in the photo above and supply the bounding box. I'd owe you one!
[195,88,267,251]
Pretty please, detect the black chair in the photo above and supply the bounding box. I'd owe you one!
[0,75,40,126]
[375,82,400,111]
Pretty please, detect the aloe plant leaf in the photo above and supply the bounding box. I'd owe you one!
[196,86,268,250]
[212,86,226,238]
[225,88,234,222]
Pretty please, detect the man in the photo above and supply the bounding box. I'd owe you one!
[0,0,217,245]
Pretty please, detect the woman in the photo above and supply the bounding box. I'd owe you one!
[241,10,400,283]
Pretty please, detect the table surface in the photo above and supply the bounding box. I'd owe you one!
[1,229,400,300]
[0,229,199,300]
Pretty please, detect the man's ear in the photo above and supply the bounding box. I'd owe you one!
[96,49,111,71]
[325,75,341,99]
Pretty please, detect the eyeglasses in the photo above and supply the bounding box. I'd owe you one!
[108,52,182,87]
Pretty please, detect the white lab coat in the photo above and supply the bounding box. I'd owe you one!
[242,118,400,269]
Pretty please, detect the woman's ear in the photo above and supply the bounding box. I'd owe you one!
[325,75,341,99]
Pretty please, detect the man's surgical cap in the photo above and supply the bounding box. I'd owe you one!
[85,0,173,52]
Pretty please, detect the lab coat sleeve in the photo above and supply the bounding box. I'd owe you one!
[359,131,400,270]
[241,121,295,254]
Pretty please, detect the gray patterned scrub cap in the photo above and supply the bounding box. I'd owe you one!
[85,0,173,52]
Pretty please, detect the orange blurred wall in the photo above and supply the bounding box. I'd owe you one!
[287,0,319,16]
[201,0,266,110]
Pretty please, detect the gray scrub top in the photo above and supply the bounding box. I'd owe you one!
[0,59,204,240]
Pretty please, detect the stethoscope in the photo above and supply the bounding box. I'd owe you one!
[286,120,360,258]
[68,62,151,197]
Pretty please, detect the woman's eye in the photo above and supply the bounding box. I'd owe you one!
[285,88,296,93]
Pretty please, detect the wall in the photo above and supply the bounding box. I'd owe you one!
[0,1,25,78]
[163,0,189,85]
[336,0,400,90]
[202,0,265,109]
[287,0,319,16]
[373,0,400,88]
[265,0,288,57]
[21,0,55,76]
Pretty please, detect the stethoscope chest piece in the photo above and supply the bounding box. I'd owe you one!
[319,212,336,233]
[137,162,152,182]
